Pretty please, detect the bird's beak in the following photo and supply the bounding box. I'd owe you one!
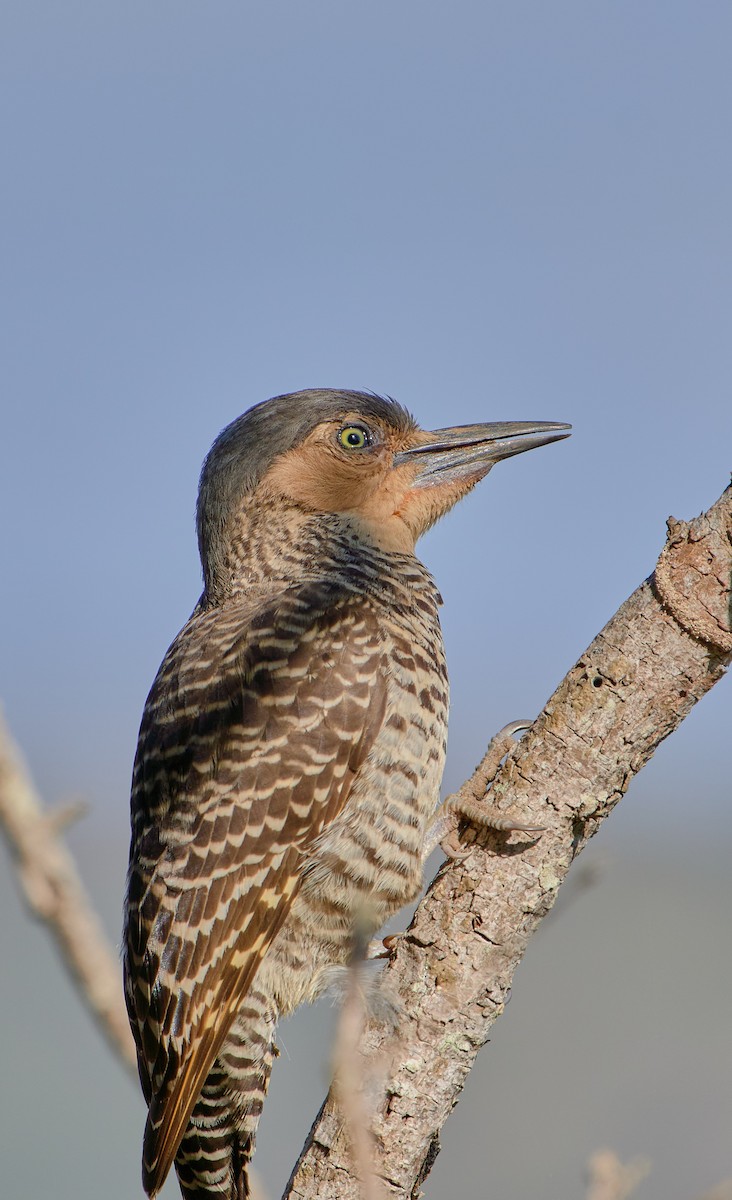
[393,421,571,486]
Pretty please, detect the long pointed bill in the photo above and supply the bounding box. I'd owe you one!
[393,421,571,486]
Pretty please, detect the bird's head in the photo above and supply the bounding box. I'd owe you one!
[197,389,570,597]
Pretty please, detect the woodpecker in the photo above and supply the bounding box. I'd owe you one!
[124,389,569,1199]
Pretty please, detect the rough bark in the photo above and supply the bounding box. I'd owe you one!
[285,483,732,1200]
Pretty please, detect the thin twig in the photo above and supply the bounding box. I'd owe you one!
[0,708,137,1073]
[585,1149,651,1200]
[331,938,384,1200]
[696,1181,732,1200]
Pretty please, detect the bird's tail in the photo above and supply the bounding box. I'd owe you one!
[174,990,277,1200]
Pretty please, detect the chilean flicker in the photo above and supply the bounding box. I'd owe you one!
[123,388,569,1199]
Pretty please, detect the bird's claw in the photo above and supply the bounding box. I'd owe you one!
[366,932,405,960]
[494,718,533,740]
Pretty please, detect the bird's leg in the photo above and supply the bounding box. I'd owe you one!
[424,719,544,861]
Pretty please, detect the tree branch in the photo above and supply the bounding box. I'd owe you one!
[1,484,729,1198]
[285,481,732,1199]
[0,709,137,1073]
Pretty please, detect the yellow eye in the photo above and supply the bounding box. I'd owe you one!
[337,424,371,451]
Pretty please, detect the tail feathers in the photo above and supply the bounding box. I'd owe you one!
[174,1122,254,1200]
[142,990,276,1199]
[143,1094,256,1200]
[173,1071,265,1200]
[172,1025,275,1199]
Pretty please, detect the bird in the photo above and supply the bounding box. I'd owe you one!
[123,388,569,1200]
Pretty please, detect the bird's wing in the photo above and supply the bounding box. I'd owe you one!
[124,582,388,1195]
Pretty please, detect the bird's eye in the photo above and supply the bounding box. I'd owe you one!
[337,424,372,451]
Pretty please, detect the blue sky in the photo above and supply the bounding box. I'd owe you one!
[1,5,731,1196]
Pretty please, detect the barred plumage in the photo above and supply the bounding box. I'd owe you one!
[124,389,569,1198]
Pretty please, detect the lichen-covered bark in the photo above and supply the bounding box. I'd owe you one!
[286,484,731,1200]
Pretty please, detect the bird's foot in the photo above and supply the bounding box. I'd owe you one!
[366,932,404,960]
[425,719,543,859]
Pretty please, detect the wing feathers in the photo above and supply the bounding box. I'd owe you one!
[142,864,300,1195]
[125,586,387,1194]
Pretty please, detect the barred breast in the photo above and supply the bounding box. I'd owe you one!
[267,564,449,1014]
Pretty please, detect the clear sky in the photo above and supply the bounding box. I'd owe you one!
[1,3,731,1198]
